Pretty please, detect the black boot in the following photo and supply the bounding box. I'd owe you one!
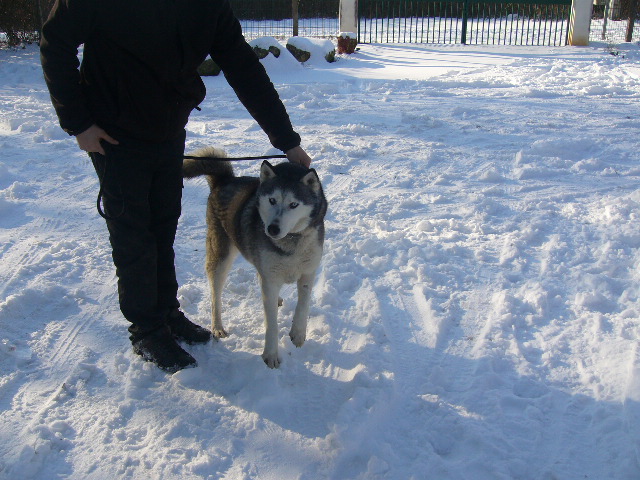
[132,326,197,373]
[167,309,212,345]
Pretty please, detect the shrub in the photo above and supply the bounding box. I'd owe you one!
[286,43,311,63]
[197,58,221,76]
[286,37,336,64]
[249,37,282,59]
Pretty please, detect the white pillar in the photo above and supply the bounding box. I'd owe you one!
[339,0,358,35]
[568,0,593,46]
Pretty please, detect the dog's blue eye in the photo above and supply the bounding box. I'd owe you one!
[290,202,299,209]
[269,198,277,205]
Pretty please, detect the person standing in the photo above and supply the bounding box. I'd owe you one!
[40,0,312,373]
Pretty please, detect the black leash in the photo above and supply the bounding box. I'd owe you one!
[95,153,125,221]
[97,153,288,220]
[183,154,287,161]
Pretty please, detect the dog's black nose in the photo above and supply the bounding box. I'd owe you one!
[267,224,280,237]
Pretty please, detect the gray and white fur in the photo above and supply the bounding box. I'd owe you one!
[183,147,327,368]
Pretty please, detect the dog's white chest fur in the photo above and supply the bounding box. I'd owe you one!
[261,234,322,284]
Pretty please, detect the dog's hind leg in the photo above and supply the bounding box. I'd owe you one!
[289,271,316,348]
[205,225,237,339]
[259,275,284,368]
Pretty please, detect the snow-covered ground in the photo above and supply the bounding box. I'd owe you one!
[1,40,639,479]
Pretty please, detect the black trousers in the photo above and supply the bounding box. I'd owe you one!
[90,131,186,342]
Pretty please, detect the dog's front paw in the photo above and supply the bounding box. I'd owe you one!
[289,329,306,348]
[262,351,281,369]
[213,327,229,338]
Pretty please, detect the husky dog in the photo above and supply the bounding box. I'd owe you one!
[183,148,327,368]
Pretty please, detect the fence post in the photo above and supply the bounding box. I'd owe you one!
[339,0,359,34]
[568,0,593,45]
[626,0,638,42]
[601,0,610,39]
[292,0,299,36]
[34,0,44,40]
[461,0,470,44]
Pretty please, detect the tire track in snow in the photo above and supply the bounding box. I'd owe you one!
[0,239,50,302]
[45,313,94,369]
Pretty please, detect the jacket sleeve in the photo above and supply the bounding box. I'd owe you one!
[209,1,301,152]
[40,0,95,136]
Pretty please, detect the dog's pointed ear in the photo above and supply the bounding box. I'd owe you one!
[301,169,320,192]
[260,161,276,183]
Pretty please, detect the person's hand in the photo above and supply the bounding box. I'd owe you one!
[76,124,119,155]
[286,146,312,168]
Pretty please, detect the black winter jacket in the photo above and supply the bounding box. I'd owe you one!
[40,0,301,150]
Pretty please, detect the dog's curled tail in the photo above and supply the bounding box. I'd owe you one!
[182,147,234,185]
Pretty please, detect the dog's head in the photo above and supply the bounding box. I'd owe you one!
[257,161,326,240]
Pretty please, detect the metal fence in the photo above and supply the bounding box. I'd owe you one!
[228,0,573,45]
[229,0,637,45]
[358,0,573,45]
[230,0,339,40]
[590,0,640,43]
